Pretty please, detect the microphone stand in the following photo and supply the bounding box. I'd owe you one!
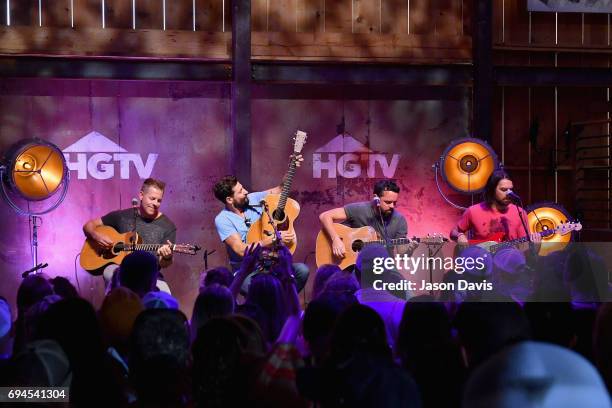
[513,197,538,258]
[375,199,391,249]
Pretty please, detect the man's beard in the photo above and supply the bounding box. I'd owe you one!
[235,196,250,210]
[495,197,510,209]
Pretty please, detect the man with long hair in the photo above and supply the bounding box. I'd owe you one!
[450,170,541,246]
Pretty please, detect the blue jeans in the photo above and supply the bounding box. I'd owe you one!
[239,263,309,294]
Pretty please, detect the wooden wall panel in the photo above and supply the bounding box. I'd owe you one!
[166,0,193,30]
[353,0,380,34]
[584,13,609,46]
[530,12,555,45]
[530,87,556,202]
[502,0,530,44]
[297,0,323,32]
[10,1,40,26]
[557,12,582,47]
[74,0,102,28]
[269,0,297,32]
[462,0,472,37]
[105,0,133,29]
[409,0,434,35]
[381,0,407,34]
[436,0,462,36]
[324,0,352,33]
[194,0,225,32]
[42,0,72,27]
[135,0,163,29]
[252,0,267,31]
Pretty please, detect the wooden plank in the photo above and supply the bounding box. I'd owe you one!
[381,0,407,35]
[194,0,224,32]
[557,12,582,47]
[297,0,323,32]
[436,0,462,36]
[353,0,380,34]
[105,0,132,29]
[269,0,297,31]
[409,0,435,35]
[583,12,609,47]
[0,26,230,59]
[10,0,38,26]
[251,0,267,31]
[165,0,193,30]
[324,0,352,33]
[73,0,102,28]
[42,0,71,27]
[135,0,163,29]
[502,0,530,45]
[493,0,503,43]
[530,11,556,46]
[251,31,472,61]
[462,0,472,37]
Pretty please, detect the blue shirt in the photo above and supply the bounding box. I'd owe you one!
[215,191,268,269]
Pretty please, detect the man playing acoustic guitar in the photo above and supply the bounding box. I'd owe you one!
[83,178,176,289]
[450,170,541,249]
[213,155,309,292]
[319,180,412,261]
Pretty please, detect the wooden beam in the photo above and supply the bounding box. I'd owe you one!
[231,0,252,187]
[472,0,493,142]
[0,26,230,60]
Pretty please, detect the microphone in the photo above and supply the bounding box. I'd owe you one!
[22,263,48,278]
[506,190,521,203]
[373,196,381,207]
[131,198,139,208]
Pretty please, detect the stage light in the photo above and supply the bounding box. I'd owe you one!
[440,138,498,194]
[434,137,499,210]
[0,138,70,273]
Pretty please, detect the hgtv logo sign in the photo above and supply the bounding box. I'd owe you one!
[313,134,400,179]
[63,131,158,180]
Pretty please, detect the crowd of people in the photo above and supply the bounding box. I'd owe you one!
[1,238,611,408]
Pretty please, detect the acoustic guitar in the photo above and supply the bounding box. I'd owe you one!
[468,221,582,253]
[246,130,307,254]
[315,223,446,270]
[80,225,200,275]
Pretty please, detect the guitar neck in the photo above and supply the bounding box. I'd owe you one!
[364,237,412,247]
[277,160,297,212]
[489,228,555,253]
[123,243,166,252]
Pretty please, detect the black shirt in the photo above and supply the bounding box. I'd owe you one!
[101,208,176,245]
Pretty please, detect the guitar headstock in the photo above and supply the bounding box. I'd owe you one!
[554,221,582,236]
[173,244,201,255]
[293,130,308,154]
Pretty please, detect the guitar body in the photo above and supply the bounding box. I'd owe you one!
[315,224,378,270]
[468,232,505,252]
[80,226,141,275]
[246,194,301,254]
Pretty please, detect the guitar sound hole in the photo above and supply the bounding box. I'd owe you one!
[113,242,124,255]
[272,209,285,222]
[352,240,364,252]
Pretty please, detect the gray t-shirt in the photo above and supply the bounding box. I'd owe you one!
[343,201,407,240]
[101,208,176,245]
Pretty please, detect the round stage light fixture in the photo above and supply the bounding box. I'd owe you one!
[434,137,500,210]
[440,137,499,194]
[0,138,70,215]
[526,202,578,256]
[0,138,70,274]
